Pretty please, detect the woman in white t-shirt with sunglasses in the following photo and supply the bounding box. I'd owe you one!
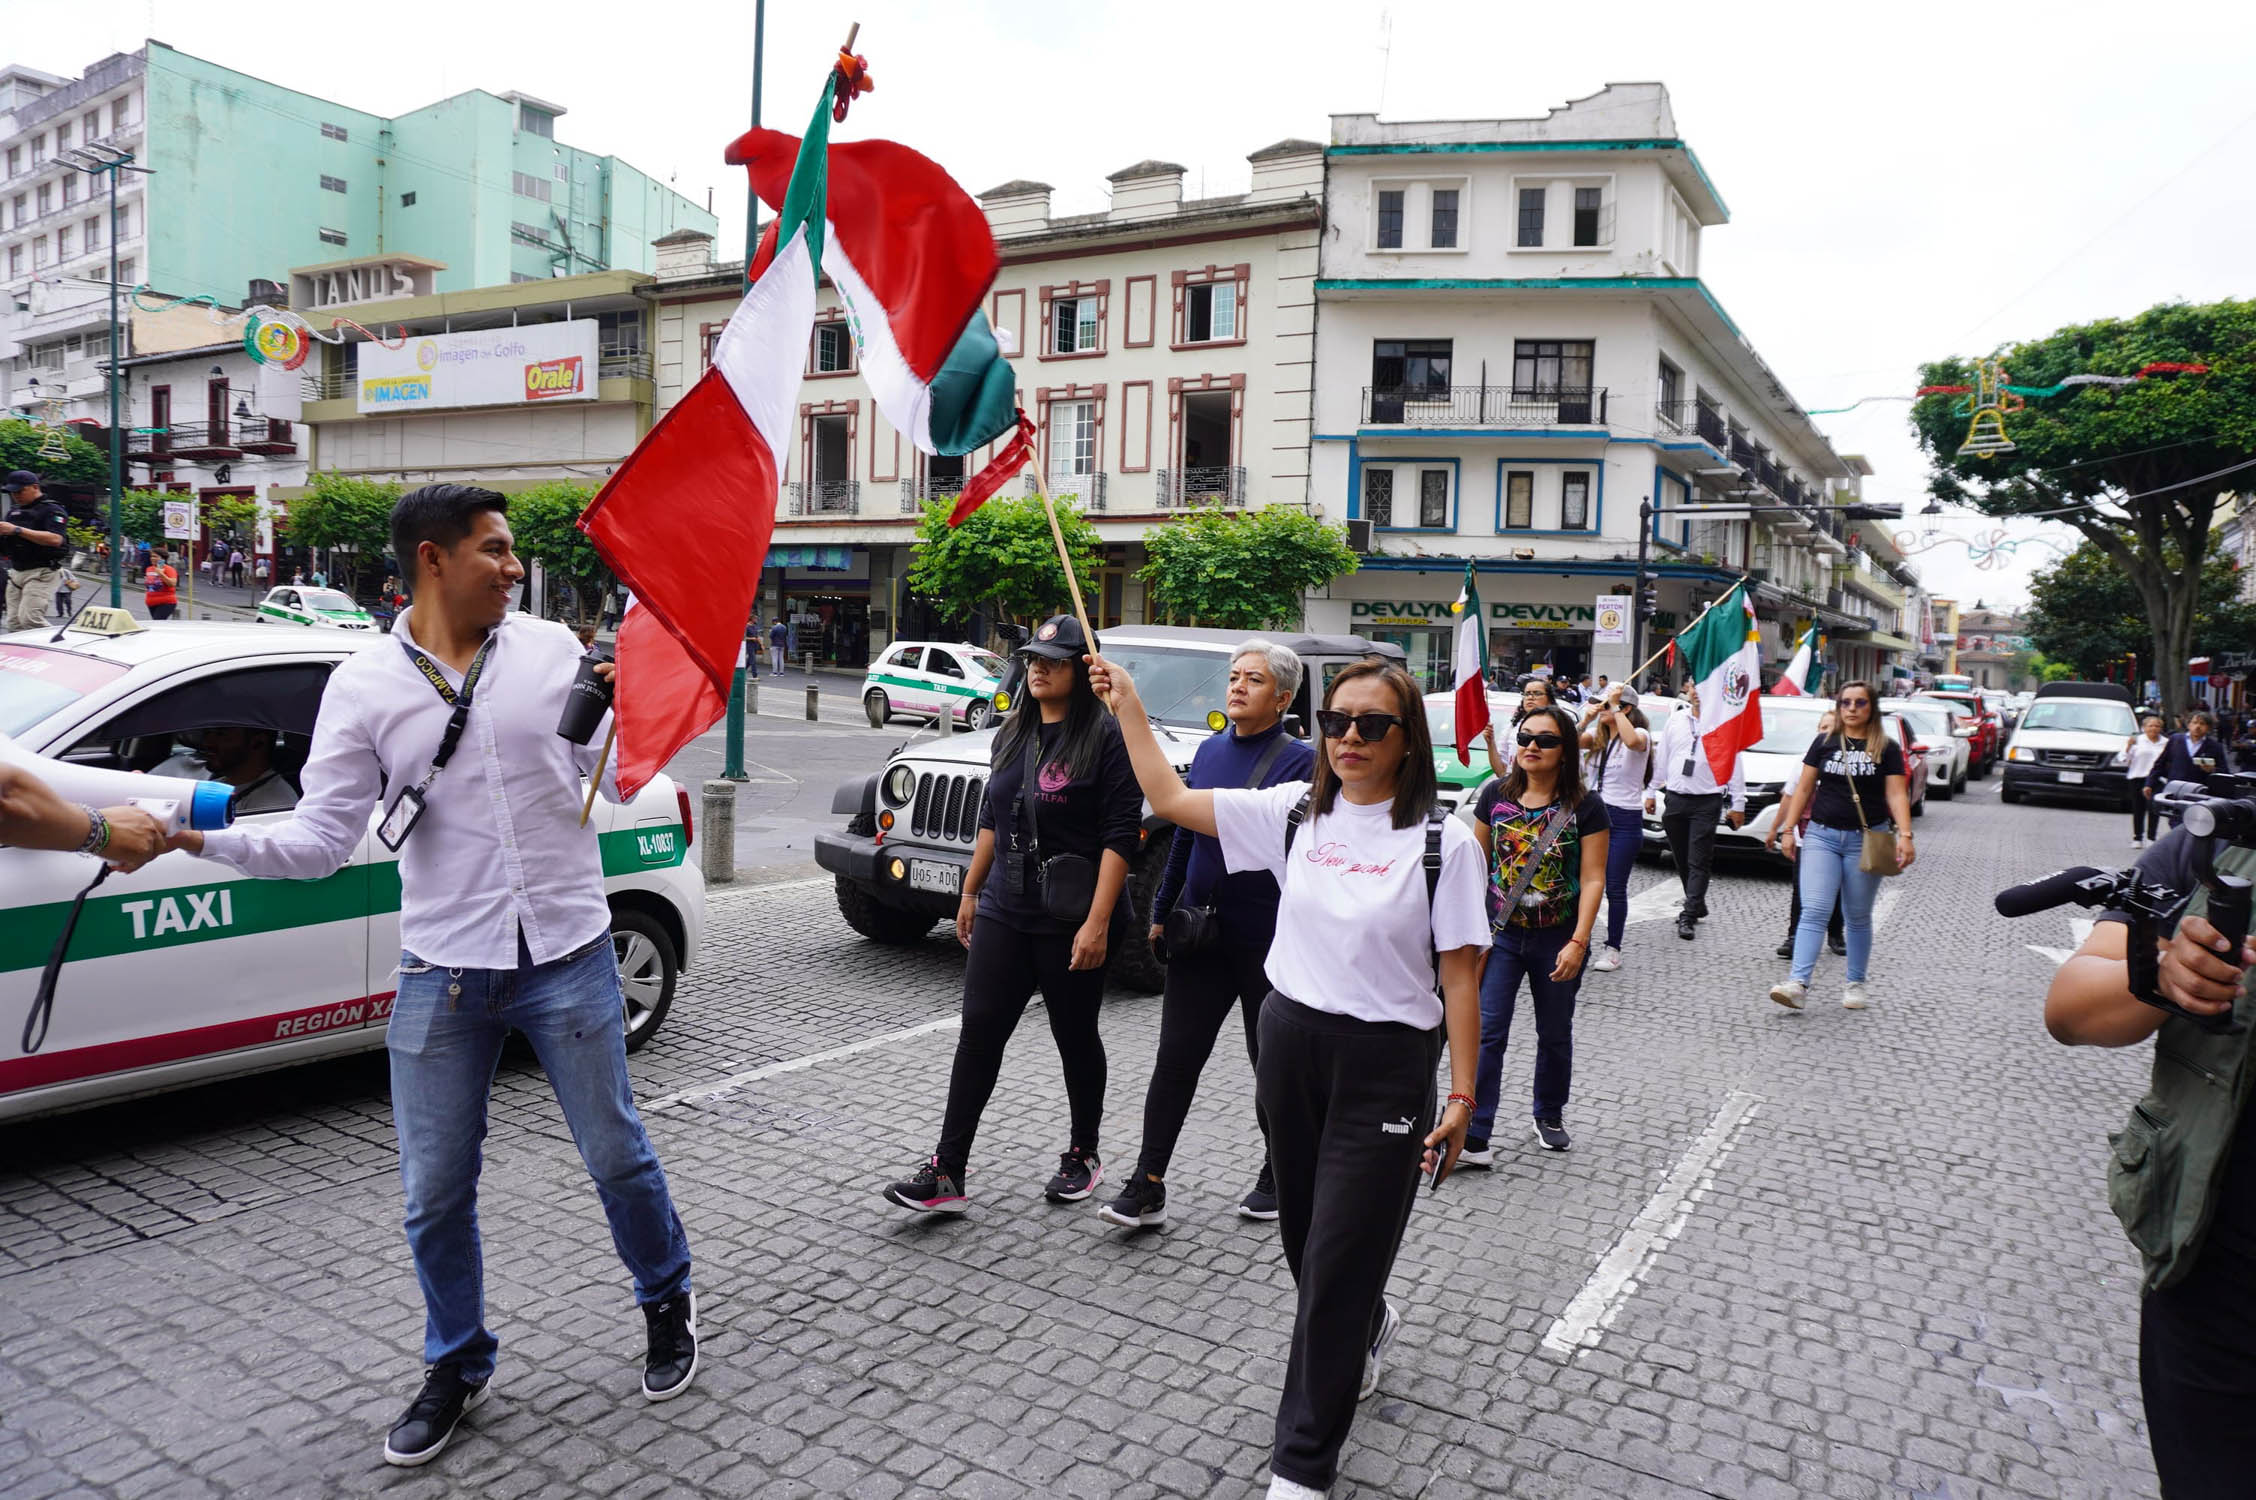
[1086,652,1487,1500]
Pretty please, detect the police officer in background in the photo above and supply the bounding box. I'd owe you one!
[1099,638,1316,1231]
[2047,824,2256,1497]
[2,470,70,631]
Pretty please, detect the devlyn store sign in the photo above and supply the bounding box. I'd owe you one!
[1351,600,1596,631]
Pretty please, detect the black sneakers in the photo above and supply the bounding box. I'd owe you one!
[641,1289,699,1402]
[1239,1159,1280,1221]
[1044,1149,1103,1203]
[1676,915,1697,940]
[1533,1117,1571,1152]
[1096,1173,1167,1229]
[882,1157,969,1214]
[383,1364,492,1467]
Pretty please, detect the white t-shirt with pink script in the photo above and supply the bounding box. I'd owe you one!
[1213,783,1489,1029]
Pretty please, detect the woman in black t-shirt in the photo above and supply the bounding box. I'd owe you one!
[1761,681,1915,1011]
[881,615,1143,1216]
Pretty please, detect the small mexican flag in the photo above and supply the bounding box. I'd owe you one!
[1677,580,1764,782]
[1770,624,1822,696]
[1451,562,1490,765]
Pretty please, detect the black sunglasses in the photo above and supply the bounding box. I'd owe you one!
[1316,709,1404,742]
[1515,730,1566,749]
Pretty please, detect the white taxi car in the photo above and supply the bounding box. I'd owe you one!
[0,616,704,1122]
[861,640,1006,730]
[255,585,377,631]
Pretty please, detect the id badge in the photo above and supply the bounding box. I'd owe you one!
[379,786,427,851]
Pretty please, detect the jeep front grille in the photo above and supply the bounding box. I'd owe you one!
[911,772,985,842]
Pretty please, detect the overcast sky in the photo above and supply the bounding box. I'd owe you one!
[21,0,2255,609]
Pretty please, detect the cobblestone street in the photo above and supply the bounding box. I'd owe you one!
[0,779,2165,1499]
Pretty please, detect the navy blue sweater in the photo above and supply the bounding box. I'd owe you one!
[2146,731,2236,797]
[1151,721,1316,948]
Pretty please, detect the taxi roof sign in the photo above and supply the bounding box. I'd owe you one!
[66,607,143,638]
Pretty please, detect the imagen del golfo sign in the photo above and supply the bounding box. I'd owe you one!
[356,319,599,414]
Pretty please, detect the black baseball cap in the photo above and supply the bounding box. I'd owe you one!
[1,470,39,492]
[1019,613,1095,660]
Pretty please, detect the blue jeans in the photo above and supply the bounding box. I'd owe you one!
[1790,824,1881,984]
[388,933,691,1381]
[1470,923,1581,1138]
[1601,802,1643,950]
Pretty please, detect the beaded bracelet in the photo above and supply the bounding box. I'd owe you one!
[77,804,111,856]
[1445,1092,1477,1110]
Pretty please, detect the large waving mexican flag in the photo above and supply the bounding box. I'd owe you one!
[1677,580,1764,781]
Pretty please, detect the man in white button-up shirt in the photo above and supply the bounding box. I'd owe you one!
[171,485,699,1466]
[1643,683,1748,941]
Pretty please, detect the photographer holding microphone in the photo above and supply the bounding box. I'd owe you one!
[165,485,698,1467]
[2046,825,2256,1496]
[1086,649,1486,1500]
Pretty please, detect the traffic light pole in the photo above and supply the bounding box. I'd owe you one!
[1632,497,1651,680]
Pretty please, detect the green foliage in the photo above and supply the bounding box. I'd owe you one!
[1139,505,1360,629]
[1911,298,2256,718]
[508,480,613,621]
[2022,534,2256,678]
[115,490,169,548]
[907,494,1103,626]
[0,418,109,486]
[285,473,400,593]
[64,519,103,554]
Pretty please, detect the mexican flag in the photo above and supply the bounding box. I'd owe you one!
[1677,580,1764,782]
[1770,624,1821,696]
[580,74,1021,797]
[1451,562,1490,765]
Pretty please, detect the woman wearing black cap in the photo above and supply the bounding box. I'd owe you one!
[882,614,1144,1215]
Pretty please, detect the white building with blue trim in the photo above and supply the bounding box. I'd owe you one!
[1305,83,1909,689]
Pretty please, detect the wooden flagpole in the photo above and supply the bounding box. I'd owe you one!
[579,717,617,828]
[1024,463,1098,651]
[1625,575,1750,684]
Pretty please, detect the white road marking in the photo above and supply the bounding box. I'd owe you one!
[712,875,833,896]
[1540,1089,1763,1358]
[2028,917,2096,968]
[1872,882,1902,933]
[642,1015,962,1112]
[1622,882,1688,926]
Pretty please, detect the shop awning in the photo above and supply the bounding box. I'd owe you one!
[1833,629,1916,652]
[765,545,855,571]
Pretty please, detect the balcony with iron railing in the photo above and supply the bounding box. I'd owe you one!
[1728,433,1757,469]
[123,416,297,462]
[897,475,966,513]
[1361,386,1607,427]
[1655,400,1728,448]
[1150,466,1247,508]
[784,478,860,516]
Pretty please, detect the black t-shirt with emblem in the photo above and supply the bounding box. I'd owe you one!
[1803,732,1905,830]
[975,716,1144,933]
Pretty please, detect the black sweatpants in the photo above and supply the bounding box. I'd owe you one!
[2141,1238,2256,1498]
[1134,940,1271,1180]
[935,916,1109,1181]
[1661,789,1722,913]
[1256,992,1438,1491]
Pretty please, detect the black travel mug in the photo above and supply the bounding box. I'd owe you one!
[557,656,614,744]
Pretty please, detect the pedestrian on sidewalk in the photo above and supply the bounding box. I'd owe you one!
[142,552,180,621]
[1764,680,1915,1011]
[229,546,245,587]
[1086,652,1486,1500]
[1098,639,1316,1232]
[767,616,787,678]
[1576,683,1650,973]
[1461,704,1607,1164]
[51,567,76,621]
[882,615,1141,1217]
[2126,713,2167,848]
[1649,683,1747,940]
[1775,709,1847,960]
[165,484,701,1466]
[1,470,69,631]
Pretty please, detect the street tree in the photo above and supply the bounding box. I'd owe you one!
[906,494,1102,629]
[2022,534,2256,684]
[111,490,255,555]
[282,473,400,594]
[1912,297,2256,721]
[1140,504,1359,629]
[509,480,614,622]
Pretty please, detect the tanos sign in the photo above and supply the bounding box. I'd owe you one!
[355,320,600,414]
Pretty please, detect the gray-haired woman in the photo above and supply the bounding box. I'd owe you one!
[1101,640,1317,1230]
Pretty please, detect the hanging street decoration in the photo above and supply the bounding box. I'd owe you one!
[1891,527,2074,571]
[1806,361,2212,460]
[30,392,71,462]
[242,312,311,370]
[129,286,409,352]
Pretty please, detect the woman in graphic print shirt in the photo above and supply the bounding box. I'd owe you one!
[1461,703,1608,1163]
[1087,653,1488,1500]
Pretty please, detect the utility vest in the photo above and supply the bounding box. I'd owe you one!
[2110,841,2256,1293]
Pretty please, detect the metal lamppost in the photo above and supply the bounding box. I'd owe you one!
[59,142,152,607]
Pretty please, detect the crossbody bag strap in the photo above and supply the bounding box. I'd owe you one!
[1425,805,1448,984]
[1283,789,1312,857]
[1018,731,1044,861]
[1245,731,1293,790]
[1841,735,1873,832]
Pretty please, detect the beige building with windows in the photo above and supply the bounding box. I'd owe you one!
[642,142,1323,663]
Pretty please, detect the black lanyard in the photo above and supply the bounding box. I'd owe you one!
[399,632,496,789]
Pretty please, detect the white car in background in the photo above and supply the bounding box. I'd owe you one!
[1883,697,1970,799]
[0,616,704,1123]
[861,640,1007,730]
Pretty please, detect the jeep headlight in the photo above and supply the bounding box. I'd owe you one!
[882,765,916,804]
[2007,745,2035,762]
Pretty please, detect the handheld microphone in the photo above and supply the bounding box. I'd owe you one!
[1994,866,2107,919]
